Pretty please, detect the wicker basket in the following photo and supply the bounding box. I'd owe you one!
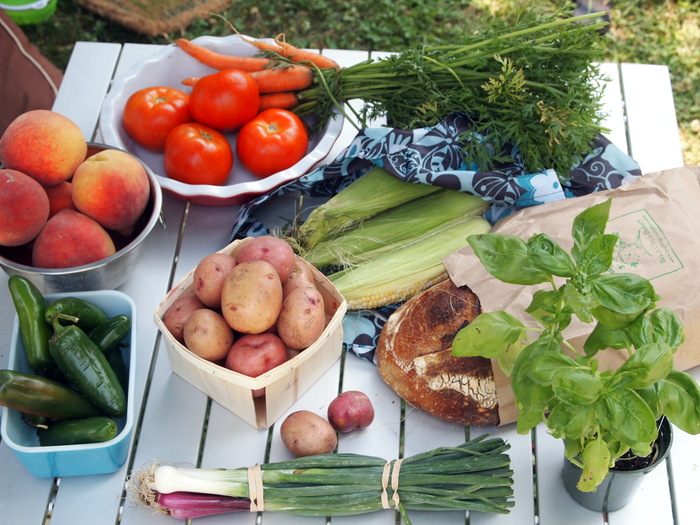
[154,239,347,429]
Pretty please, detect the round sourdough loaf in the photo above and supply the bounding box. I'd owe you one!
[376,279,499,426]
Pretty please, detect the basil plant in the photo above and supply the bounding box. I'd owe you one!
[452,199,700,492]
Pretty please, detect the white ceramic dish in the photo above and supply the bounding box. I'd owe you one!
[99,34,344,206]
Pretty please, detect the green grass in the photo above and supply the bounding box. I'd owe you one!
[21,0,700,164]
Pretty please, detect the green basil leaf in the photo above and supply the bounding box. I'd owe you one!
[561,281,598,324]
[547,402,595,440]
[577,436,611,492]
[575,233,619,275]
[597,389,657,447]
[613,342,673,389]
[589,273,657,314]
[516,408,544,434]
[571,198,612,261]
[452,311,526,359]
[527,233,576,277]
[584,321,631,357]
[511,340,555,417]
[529,350,578,385]
[552,368,602,406]
[589,273,657,328]
[649,308,685,351]
[467,233,550,285]
[525,289,571,330]
[657,370,700,434]
[638,385,661,420]
[563,436,583,462]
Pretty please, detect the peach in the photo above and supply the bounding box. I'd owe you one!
[71,148,150,236]
[0,169,50,246]
[32,209,116,268]
[0,110,87,186]
[44,181,76,218]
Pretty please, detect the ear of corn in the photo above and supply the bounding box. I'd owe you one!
[295,166,441,250]
[302,189,490,268]
[328,216,492,310]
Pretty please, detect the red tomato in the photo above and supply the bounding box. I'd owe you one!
[236,109,309,178]
[163,123,233,185]
[122,86,191,152]
[189,69,260,132]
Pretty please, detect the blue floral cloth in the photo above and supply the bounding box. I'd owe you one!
[229,112,641,363]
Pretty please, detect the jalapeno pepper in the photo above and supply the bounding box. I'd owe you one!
[44,297,108,331]
[48,319,127,418]
[8,276,53,372]
[88,315,131,355]
[38,416,118,446]
[0,369,101,420]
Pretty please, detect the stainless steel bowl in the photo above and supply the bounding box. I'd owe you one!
[0,144,163,293]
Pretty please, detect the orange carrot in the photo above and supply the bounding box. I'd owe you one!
[274,40,340,69]
[180,77,199,87]
[175,38,270,72]
[249,65,314,94]
[245,35,340,69]
[258,92,300,111]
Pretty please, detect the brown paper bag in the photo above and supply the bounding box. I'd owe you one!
[443,166,700,425]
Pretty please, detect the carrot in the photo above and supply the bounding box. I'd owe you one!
[274,39,340,70]
[175,38,270,72]
[245,34,340,69]
[180,77,198,87]
[249,65,314,94]
[258,92,300,111]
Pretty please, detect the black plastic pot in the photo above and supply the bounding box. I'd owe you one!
[561,418,673,512]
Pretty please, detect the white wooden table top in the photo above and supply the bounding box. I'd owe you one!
[0,41,696,525]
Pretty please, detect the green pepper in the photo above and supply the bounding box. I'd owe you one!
[8,276,53,372]
[44,297,108,331]
[48,319,127,418]
[88,314,131,355]
[38,416,118,446]
[0,369,101,420]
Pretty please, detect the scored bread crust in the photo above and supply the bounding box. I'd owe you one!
[376,279,499,426]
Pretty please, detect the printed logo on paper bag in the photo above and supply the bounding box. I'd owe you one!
[609,209,683,280]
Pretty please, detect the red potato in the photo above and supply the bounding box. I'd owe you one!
[183,309,235,362]
[235,235,296,283]
[221,260,283,334]
[225,333,288,397]
[161,291,205,342]
[280,410,337,457]
[276,286,326,350]
[193,252,237,307]
[327,391,375,433]
[282,257,317,297]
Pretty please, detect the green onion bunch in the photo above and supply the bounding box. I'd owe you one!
[131,435,514,523]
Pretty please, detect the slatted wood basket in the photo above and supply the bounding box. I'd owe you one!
[154,239,347,429]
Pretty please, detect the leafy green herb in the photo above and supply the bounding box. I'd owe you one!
[452,198,700,492]
[295,7,609,179]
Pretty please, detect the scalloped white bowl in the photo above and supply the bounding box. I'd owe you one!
[99,35,343,206]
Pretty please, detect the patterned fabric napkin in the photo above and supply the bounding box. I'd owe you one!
[229,112,641,363]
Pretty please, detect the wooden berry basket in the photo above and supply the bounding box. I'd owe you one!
[154,239,347,429]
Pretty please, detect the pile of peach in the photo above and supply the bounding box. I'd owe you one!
[0,110,151,268]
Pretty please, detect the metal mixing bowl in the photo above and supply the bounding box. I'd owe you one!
[0,144,162,293]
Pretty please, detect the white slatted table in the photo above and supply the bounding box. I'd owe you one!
[0,42,696,525]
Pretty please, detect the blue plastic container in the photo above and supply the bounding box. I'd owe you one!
[1,290,136,478]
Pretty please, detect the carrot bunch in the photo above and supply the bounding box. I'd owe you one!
[174,35,339,113]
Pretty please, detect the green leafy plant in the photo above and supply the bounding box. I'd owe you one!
[452,198,700,492]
